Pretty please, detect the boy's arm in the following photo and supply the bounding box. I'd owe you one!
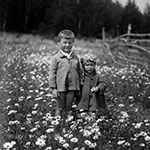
[77,57,84,86]
[49,56,57,89]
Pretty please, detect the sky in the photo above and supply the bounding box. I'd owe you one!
[114,0,150,13]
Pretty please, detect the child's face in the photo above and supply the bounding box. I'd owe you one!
[84,61,96,74]
[59,38,74,53]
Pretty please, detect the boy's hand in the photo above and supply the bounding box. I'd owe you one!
[91,86,99,93]
[52,89,59,98]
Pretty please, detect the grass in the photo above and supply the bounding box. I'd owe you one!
[0,33,150,150]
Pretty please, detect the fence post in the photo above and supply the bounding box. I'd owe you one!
[127,23,131,41]
[102,27,105,41]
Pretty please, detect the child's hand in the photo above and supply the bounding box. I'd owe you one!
[91,86,99,93]
[52,89,59,98]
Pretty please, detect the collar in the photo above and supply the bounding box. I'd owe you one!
[84,71,96,78]
[60,50,73,59]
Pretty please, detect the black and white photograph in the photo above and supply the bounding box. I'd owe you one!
[0,0,150,149]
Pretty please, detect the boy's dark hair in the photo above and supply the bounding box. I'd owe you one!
[58,29,75,42]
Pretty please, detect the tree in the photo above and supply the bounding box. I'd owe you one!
[0,0,11,31]
[143,3,150,33]
[120,0,143,34]
[110,1,124,36]
[48,0,79,35]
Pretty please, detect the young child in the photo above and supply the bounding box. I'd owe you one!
[77,54,107,112]
[49,29,81,118]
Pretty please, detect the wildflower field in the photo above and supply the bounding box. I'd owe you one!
[0,34,150,150]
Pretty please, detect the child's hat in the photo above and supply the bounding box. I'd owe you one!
[81,54,96,65]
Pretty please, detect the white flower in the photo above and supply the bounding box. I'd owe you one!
[84,140,91,146]
[57,136,65,144]
[62,143,70,148]
[83,130,92,137]
[9,120,20,125]
[18,96,24,101]
[145,136,150,141]
[89,142,97,148]
[23,76,27,80]
[70,137,78,143]
[72,104,77,108]
[144,119,149,123]
[96,117,104,122]
[117,140,125,145]
[73,147,79,150]
[45,93,52,97]
[124,142,130,146]
[14,103,19,107]
[31,111,37,115]
[55,115,61,121]
[120,111,129,118]
[35,138,46,147]
[80,147,85,150]
[46,128,54,133]
[44,147,52,150]
[93,135,99,140]
[134,122,143,128]
[39,91,44,95]
[7,98,11,102]
[128,96,133,99]
[118,104,124,107]
[8,110,17,115]
[25,142,31,146]
[91,127,99,133]
[66,115,74,122]
[97,131,101,136]
[27,96,32,100]
[139,143,145,147]
[68,134,73,138]
[51,120,59,125]
[33,103,38,109]
[31,75,36,80]
[30,127,37,132]
[35,97,43,101]
[11,141,16,146]
[3,142,13,149]
[121,75,125,79]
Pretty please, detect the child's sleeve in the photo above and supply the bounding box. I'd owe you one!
[78,57,84,86]
[97,76,107,93]
[49,56,57,89]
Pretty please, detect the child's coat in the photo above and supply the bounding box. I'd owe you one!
[78,73,107,111]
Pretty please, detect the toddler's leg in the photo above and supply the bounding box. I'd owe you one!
[66,91,75,114]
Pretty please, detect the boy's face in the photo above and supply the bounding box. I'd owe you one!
[59,38,74,53]
[84,61,96,74]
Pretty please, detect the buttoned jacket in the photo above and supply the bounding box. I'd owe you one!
[49,51,81,92]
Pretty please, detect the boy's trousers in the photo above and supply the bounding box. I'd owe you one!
[55,91,75,117]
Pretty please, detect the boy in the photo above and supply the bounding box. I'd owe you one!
[49,29,81,118]
[77,54,107,112]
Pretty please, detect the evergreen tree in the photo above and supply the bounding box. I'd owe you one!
[143,3,150,33]
[120,0,143,34]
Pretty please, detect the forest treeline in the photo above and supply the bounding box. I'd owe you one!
[0,0,150,38]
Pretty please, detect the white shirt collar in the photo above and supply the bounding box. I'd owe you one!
[60,50,72,59]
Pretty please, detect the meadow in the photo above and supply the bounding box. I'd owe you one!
[0,33,150,150]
